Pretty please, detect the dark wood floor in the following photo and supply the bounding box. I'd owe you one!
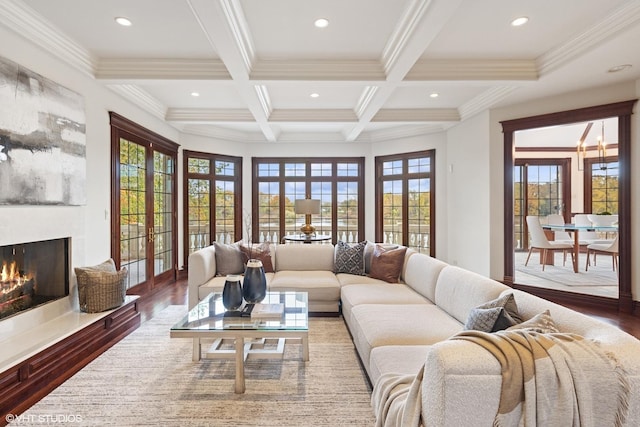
[141,278,640,339]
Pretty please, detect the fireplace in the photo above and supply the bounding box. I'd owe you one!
[0,238,69,321]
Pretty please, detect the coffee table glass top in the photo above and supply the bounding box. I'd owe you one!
[171,291,308,331]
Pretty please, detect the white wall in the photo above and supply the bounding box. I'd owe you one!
[444,111,492,275]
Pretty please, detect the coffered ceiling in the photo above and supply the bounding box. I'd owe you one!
[2,0,640,143]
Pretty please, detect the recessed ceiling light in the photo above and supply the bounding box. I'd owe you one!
[191,92,200,97]
[608,64,632,73]
[314,18,329,28]
[511,16,529,27]
[115,17,132,27]
[310,93,320,98]
[430,93,439,98]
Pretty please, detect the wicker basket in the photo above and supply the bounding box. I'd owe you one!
[75,259,128,313]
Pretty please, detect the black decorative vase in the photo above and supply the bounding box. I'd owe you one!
[242,259,267,303]
[222,275,243,310]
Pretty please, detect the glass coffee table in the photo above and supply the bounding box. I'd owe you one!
[170,291,309,393]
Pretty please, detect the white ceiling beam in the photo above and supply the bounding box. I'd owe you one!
[251,60,385,81]
[269,109,358,122]
[345,0,464,141]
[166,108,254,122]
[188,0,277,141]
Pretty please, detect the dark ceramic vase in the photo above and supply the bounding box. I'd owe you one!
[242,259,267,303]
[222,275,243,310]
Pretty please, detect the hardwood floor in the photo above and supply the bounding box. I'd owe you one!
[142,277,640,340]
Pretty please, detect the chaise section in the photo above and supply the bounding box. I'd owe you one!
[349,304,463,375]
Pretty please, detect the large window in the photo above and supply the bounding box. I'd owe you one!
[183,151,242,264]
[375,151,435,255]
[110,112,178,291]
[585,156,618,214]
[252,158,364,243]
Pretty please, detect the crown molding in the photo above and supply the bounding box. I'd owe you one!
[107,85,167,120]
[381,0,432,74]
[269,109,358,122]
[181,124,257,142]
[372,108,459,122]
[0,0,95,76]
[405,59,538,81]
[165,108,254,122]
[458,86,519,120]
[362,124,445,143]
[95,58,231,80]
[250,59,386,81]
[537,1,640,76]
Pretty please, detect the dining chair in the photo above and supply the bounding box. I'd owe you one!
[525,215,574,271]
[585,235,619,273]
[573,214,601,244]
[545,214,572,242]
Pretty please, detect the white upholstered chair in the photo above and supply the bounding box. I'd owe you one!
[585,235,619,273]
[525,215,574,271]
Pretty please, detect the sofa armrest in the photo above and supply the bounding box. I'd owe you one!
[187,245,218,308]
[422,340,501,426]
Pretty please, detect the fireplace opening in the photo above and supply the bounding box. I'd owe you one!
[0,238,70,321]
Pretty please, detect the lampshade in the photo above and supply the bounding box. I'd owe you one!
[294,199,320,215]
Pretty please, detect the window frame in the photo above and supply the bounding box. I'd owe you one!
[182,150,242,267]
[251,157,364,244]
[374,150,436,256]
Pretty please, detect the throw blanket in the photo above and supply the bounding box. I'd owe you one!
[372,330,630,427]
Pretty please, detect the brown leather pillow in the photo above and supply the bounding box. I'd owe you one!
[368,244,407,283]
[239,242,274,273]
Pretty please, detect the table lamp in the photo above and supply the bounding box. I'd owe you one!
[294,199,321,236]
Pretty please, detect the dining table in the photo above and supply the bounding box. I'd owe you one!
[541,223,618,273]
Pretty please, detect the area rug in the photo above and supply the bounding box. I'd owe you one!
[13,306,375,426]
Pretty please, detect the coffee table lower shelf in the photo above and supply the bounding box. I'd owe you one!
[170,329,309,393]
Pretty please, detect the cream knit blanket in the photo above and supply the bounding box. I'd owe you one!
[372,330,630,427]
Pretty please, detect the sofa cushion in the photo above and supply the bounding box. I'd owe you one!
[334,241,366,275]
[269,270,341,302]
[239,242,274,273]
[434,266,510,325]
[369,245,407,283]
[212,241,244,276]
[369,345,430,386]
[402,253,448,303]
[350,304,463,367]
[274,244,335,271]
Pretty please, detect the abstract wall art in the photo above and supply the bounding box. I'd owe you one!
[0,55,86,205]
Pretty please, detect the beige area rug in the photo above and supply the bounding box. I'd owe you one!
[14,306,375,427]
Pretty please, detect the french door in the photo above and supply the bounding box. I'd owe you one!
[514,159,570,251]
[110,112,179,291]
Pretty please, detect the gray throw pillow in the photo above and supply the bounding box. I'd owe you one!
[213,241,244,276]
[467,293,523,332]
[334,241,366,275]
[464,307,504,332]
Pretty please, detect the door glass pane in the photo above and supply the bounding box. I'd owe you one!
[188,178,210,254]
[120,138,147,288]
[153,151,173,275]
[215,180,235,243]
[284,181,305,238]
[337,181,358,242]
[258,182,281,243]
[408,178,430,253]
[382,180,403,244]
[311,181,332,237]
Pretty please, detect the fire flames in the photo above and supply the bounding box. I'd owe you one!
[1,261,32,304]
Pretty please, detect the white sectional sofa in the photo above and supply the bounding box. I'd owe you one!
[188,242,640,426]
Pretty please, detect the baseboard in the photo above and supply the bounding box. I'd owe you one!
[0,299,140,425]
